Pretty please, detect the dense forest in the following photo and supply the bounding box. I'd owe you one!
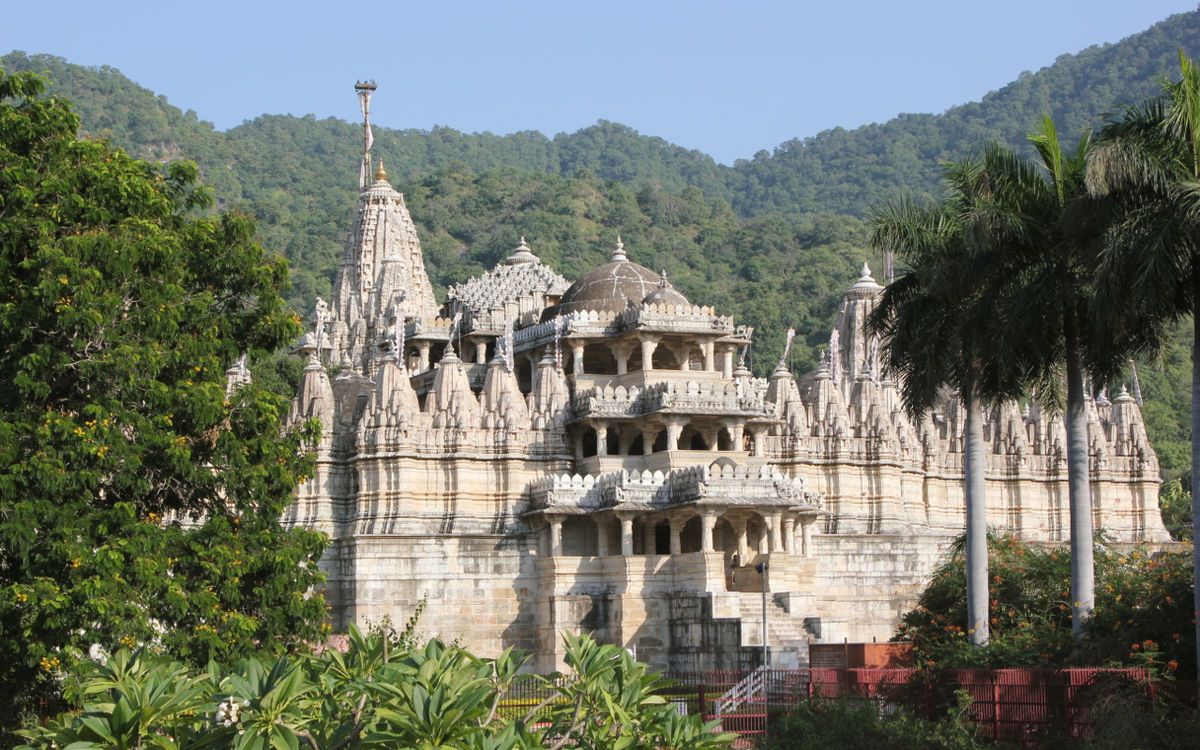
[2,8,1198,488]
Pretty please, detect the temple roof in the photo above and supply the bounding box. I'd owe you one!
[447,239,569,318]
[549,239,661,317]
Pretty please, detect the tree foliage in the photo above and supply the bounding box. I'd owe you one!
[896,533,1195,676]
[16,630,736,750]
[0,68,327,721]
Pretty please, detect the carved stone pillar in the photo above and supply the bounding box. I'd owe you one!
[734,518,749,564]
[768,512,783,552]
[474,341,487,364]
[595,421,609,457]
[639,335,660,371]
[547,515,563,557]
[782,516,796,554]
[572,343,585,376]
[643,520,657,555]
[663,417,686,451]
[724,420,745,452]
[721,348,734,379]
[612,344,632,376]
[619,513,635,556]
[748,427,766,457]
[641,428,658,455]
[700,512,717,553]
[800,517,815,557]
[418,342,431,372]
[703,340,715,372]
[669,517,683,555]
[574,431,584,461]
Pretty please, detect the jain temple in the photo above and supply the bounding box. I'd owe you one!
[267,84,1170,672]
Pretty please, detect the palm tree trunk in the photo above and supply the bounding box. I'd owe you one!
[963,378,989,647]
[1191,280,1200,686]
[1064,313,1094,641]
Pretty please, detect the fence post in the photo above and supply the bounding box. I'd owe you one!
[992,673,1001,741]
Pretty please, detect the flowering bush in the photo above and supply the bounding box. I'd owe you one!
[895,532,1194,674]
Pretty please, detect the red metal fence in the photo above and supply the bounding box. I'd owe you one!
[656,667,1196,743]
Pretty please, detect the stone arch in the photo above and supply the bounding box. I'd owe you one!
[681,425,707,450]
[651,345,679,370]
[651,429,668,453]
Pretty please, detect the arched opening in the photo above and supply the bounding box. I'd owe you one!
[628,433,644,455]
[606,430,621,456]
[747,516,766,554]
[651,430,668,453]
[652,345,679,370]
[584,344,618,375]
[681,426,706,451]
[717,428,733,451]
[654,521,671,555]
[628,347,644,372]
[581,428,598,457]
[680,516,702,553]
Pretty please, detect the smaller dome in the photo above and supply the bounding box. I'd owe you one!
[504,237,539,265]
[641,270,689,308]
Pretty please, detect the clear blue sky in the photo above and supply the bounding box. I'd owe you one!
[3,0,1197,164]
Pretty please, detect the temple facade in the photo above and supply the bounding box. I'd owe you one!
[274,85,1169,672]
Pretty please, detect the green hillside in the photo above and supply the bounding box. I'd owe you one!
[3,10,1198,488]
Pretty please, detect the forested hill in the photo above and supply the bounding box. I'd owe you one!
[7,10,1200,220]
[732,10,1200,218]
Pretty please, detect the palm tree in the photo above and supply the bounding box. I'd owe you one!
[869,162,1026,647]
[1088,51,1200,683]
[966,119,1120,641]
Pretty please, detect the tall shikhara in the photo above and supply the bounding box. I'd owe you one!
[279,83,1170,675]
[317,81,439,372]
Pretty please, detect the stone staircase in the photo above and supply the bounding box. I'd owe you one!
[734,592,811,668]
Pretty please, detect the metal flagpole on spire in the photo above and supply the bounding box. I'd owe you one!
[355,80,377,191]
[738,327,754,369]
[1129,359,1144,407]
[777,328,795,370]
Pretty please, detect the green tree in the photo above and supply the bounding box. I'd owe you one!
[0,68,327,719]
[1087,51,1200,684]
[869,160,1028,647]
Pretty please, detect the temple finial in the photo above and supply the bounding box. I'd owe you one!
[374,158,388,182]
[611,236,627,262]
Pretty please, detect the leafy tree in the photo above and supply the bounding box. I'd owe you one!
[895,533,1195,677]
[1087,50,1200,684]
[869,159,1030,647]
[0,68,327,720]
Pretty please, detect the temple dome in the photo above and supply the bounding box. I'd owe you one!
[550,238,661,317]
[641,271,689,308]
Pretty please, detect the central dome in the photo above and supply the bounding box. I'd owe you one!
[550,239,661,317]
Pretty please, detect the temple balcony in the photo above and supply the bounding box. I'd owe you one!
[575,450,758,476]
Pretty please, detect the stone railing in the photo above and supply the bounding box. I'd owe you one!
[570,379,775,421]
